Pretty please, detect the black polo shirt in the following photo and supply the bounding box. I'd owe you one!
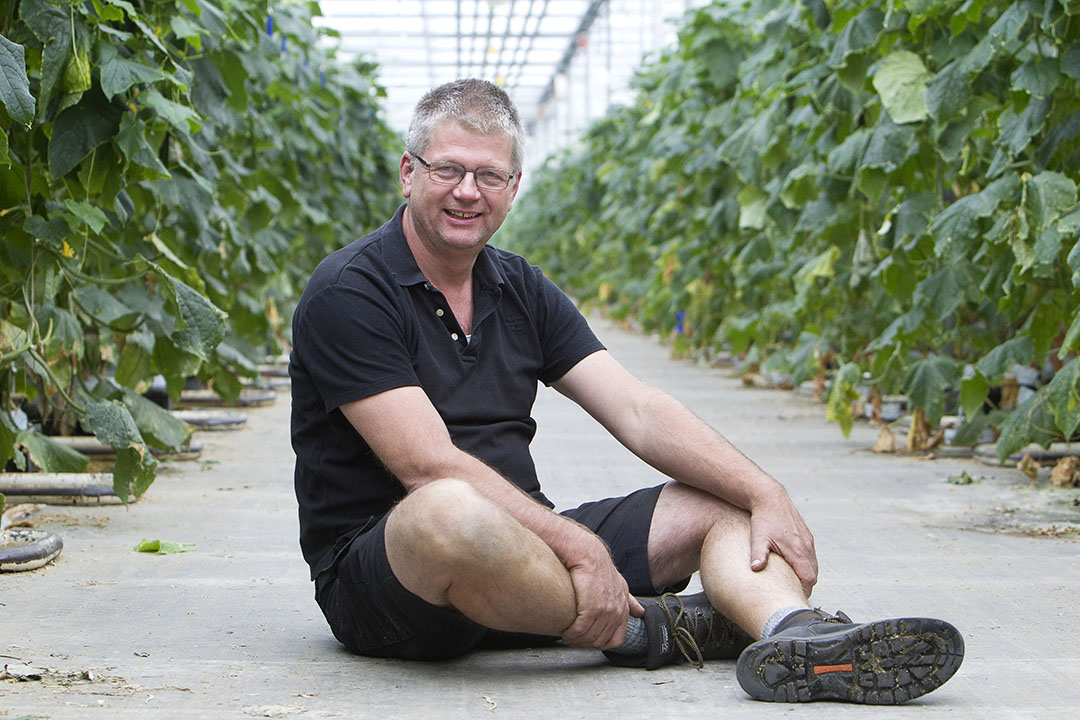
[290,205,605,579]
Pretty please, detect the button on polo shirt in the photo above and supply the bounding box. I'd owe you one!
[289,205,605,578]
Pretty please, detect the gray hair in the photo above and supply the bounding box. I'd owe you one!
[405,79,525,172]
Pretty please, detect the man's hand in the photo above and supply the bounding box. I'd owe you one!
[558,538,645,650]
[749,487,818,596]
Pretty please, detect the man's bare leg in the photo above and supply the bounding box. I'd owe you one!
[384,478,578,636]
[647,481,809,637]
[629,481,963,704]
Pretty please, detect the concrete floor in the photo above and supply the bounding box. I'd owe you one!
[2,315,1078,718]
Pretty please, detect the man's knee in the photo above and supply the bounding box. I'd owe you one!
[648,482,751,583]
[654,481,749,540]
[389,478,516,567]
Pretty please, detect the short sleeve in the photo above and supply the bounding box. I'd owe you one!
[534,272,605,385]
[294,280,419,413]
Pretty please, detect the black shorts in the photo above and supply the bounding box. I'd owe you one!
[313,483,689,660]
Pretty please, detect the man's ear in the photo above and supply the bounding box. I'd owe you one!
[399,153,415,198]
[508,170,523,207]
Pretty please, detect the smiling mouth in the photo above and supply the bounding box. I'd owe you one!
[446,209,480,219]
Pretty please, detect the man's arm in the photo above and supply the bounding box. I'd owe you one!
[552,350,818,593]
[339,385,643,648]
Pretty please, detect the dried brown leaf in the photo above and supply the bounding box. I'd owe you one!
[1017,453,1040,482]
[1049,456,1080,487]
[872,426,897,453]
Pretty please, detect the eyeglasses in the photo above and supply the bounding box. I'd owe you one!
[413,154,516,191]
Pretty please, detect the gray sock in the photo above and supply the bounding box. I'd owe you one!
[609,615,648,655]
[760,605,810,639]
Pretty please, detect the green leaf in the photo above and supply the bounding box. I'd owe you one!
[996,388,1059,463]
[737,185,769,230]
[872,50,931,124]
[115,334,154,388]
[985,2,1033,54]
[98,44,168,100]
[828,7,884,70]
[960,369,990,418]
[20,0,73,118]
[915,264,975,320]
[140,88,203,133]
[795,246,840,286]
[826,128,870,173]
[951,409,1000,447]
[997,97,1052,156]
[925,61,969,122]
[103,0,139,18]
[82,398,144,449]
[15,431,89,473]
[113,444,157,500]
[48,88,123,178]
[904,355,959,428]
[63,199,108,234]
[74,285,141,331]
[133,538,193,554]
[1044,358,1080,439]
[35,304,83,357]
[62,46,92,94]
[1026,172,1077,231]
[170,15,204,52]
[120,388,191,451]
[779,162,820,208]
[1011,58,1061,98]
[167,277,227,362]
[23,214,70,243]
[975,336,1035,381]
[114,112,171,177]
[931,174,1020,252]
[716,110,773,182]
[826,362,862,438]
[892,191,938,243]
[0,34,36,125]
[866,306,926,352]
[0,412,19,471]
[1062,42,1080,81]
[1067,231,1080,289]
[1060,309,1080,358]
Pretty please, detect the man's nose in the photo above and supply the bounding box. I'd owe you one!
[453,170,483,198]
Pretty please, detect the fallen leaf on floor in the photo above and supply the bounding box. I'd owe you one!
[1050,456,1080,487]
[871,426,896,453]
[1017,454,1040,482]
[947,471,981,485]
[133,539,194,554]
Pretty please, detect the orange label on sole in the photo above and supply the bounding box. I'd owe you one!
[813,663,854,674]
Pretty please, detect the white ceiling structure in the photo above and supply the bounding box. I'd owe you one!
[313,1,704,136]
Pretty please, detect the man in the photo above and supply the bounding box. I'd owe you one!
[289,78,963,704]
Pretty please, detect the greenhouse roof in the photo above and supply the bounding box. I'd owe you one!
[313,0,611,133]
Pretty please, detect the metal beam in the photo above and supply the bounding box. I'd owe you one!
[536,0,606,106]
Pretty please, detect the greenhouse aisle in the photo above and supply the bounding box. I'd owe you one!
[2,314,1078,719]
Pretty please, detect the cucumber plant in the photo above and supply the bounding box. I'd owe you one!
[0,0,398,499]
[504,0,1080,462]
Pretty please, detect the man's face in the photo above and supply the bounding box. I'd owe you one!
[400,121,521,256]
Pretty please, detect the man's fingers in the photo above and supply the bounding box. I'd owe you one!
[561,612,624,649]
[749,528,770,572]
